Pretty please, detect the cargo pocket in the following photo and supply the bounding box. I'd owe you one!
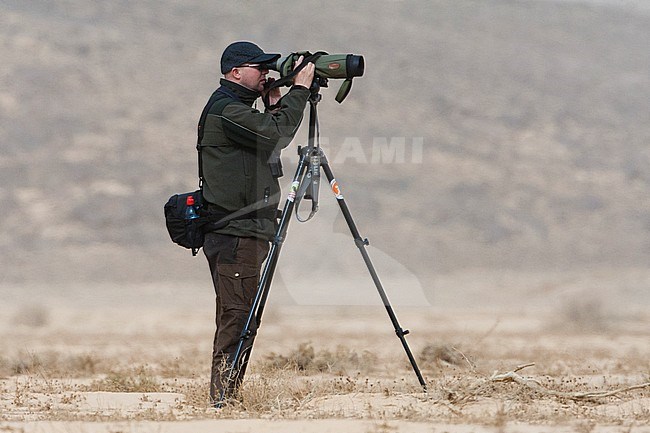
[216,263,259,309]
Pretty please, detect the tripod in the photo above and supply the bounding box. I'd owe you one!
[217,82,427,406]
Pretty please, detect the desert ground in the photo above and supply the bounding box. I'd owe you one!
[2,273,649,433]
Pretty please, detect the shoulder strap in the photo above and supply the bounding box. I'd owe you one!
[195,87,279,226]
[196,87,240,189]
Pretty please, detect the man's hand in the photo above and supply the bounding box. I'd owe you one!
[293,55,315,89]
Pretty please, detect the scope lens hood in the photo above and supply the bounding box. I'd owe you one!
[346,55,365,78]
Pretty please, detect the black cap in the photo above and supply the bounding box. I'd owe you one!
[220,41,281,74]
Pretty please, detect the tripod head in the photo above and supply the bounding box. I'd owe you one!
[311,76,328,92]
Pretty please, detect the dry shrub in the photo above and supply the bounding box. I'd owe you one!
[420,343,466,367]
[12,304,49,328]
[87,365,161,392]
[261,342,378,375]
[171,378,212,412]
[52,353,103,377]
[229,370,366,415]
[66,353,102,376]
[9,351,55,375]
[233,369,312,413]
[560,296,609,332]
[7,351,103,377]
[159,355,203,378]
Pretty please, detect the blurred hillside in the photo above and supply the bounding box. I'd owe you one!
[1,0,649,294]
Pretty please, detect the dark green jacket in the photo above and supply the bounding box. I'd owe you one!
[199,79,310,240]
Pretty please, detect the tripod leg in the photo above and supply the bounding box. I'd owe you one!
[216,148,311,407]
[321,161,428,391]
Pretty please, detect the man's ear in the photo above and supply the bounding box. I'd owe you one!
[224,69,240,81]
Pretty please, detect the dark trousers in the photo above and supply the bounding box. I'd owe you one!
[203,232,269,404]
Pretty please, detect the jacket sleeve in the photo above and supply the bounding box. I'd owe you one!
[220,85,310,152]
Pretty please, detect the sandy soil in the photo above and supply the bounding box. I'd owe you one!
[1,280,649,433]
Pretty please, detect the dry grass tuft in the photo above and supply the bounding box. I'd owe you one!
[173,378,211,410]
[2,351,104,377]
[86,365,161,393]
[158,353,206,378]
[261,342,378,375]
[230,368,314,414]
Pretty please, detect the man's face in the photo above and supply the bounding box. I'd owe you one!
[236,64,269,93]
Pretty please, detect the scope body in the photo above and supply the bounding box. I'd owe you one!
[270,52,364,80]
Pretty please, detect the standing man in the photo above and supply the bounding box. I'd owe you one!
[198,41,315,404]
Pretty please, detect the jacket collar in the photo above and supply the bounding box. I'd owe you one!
[219,78,259,106]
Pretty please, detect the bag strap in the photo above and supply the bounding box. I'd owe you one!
[201,202,278,231]
[195,87,278,228]
[196,87,240,189]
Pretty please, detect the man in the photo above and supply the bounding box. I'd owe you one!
[198,41,315,404]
